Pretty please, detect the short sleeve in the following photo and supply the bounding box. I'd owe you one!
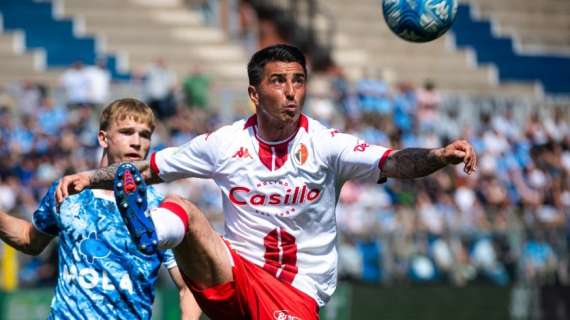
[162,249,177,269]
[317,130,392,183]
[32,182,60,236]
[151,133,219,182]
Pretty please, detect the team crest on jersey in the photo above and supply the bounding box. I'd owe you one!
[293,143,308,166]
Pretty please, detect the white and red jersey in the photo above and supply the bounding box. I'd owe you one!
[150,114,392,306]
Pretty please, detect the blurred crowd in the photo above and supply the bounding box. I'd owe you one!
[308,72,570,288]
[0,64,568,289]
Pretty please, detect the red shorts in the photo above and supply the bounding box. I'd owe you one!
[184,242,319,320]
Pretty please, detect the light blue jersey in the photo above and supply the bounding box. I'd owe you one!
[33,182,176,320]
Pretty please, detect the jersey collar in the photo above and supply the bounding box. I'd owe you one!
[243,113,309,132]
[244,114,309,148]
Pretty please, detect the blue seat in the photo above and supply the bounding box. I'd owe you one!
[0,0,130,79]
[451,5,570,94]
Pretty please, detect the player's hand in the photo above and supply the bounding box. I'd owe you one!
[441,139,477,175]
[55,171,92,204]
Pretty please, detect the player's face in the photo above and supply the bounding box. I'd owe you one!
[98,117,152,164]
[249,61,306,126]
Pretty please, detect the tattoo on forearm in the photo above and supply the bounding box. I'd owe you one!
[89,163,121,189]
[89,160,154,189]
[384,148,446,179]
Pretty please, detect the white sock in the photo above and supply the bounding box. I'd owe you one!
[150,207,186,249]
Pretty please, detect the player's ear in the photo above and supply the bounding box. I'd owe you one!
[248,85,259,106]
[98,130,109,148]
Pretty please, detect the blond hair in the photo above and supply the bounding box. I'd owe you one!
[99,98,156,132]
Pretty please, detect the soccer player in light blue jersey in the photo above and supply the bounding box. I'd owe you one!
[0,98,201,319]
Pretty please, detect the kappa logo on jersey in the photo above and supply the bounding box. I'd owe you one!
[353,142,370,152]
[229,185,321,206]
[232,147,252,159]
[273,310,301,320]
[330,129,339,137]
[293,143,308,166]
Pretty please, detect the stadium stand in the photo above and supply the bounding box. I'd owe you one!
[0,0,96,66]
[247,0,335,72]
[461,0,570,55]
[452,3,570,95]
[0,0,249,88]
[0,32,60,85]
[60,0,249,86]
[313,0,543,96]
[0,0,129,83]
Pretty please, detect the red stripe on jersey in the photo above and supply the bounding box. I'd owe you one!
[249,114,309,171]
[263,229,280,274]
[278,231,298,284]
[263,228,298,285]
[257,138,290,171]
[378,148,393,170]
[258,142,274,170]
[150,152,160,175]
[273,143,289,170]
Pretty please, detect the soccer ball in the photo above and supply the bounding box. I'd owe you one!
[382,0,458,43]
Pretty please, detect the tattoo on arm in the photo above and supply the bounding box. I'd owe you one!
[89,163,121,189]
[382,148,446,179]
[89,160,162,189]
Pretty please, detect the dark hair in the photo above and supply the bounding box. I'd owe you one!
[247,44,307,86]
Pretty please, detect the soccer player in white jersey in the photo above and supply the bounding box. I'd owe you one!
[56,45,477,320]
[0,99,201,319]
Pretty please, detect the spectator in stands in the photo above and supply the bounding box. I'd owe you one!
[15,80,44,116]
[392,81,416,134]
[85,58,111,107]
[182,65,210,110]
[357,237,383,283]
[0,175,17,213]
[470,236,509,286]
[35,97,68,137]
[238,0,259,54]
[522,229,558,284]
[416,80,442,133]
[60,60,93,109]
[0,84,16,112]
[144,58,177,120]
[329,71,351,116]
[356,67,392,115]
[492,105,521,141]
[525,111,549,146]
[10,114,39,156]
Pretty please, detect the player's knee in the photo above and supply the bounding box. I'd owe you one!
[162,195,199,219]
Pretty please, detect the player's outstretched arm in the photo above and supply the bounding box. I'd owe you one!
[168,267,202,320]
[55,160,163,204]
[382,139,477,179]
[0,210,53,255]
